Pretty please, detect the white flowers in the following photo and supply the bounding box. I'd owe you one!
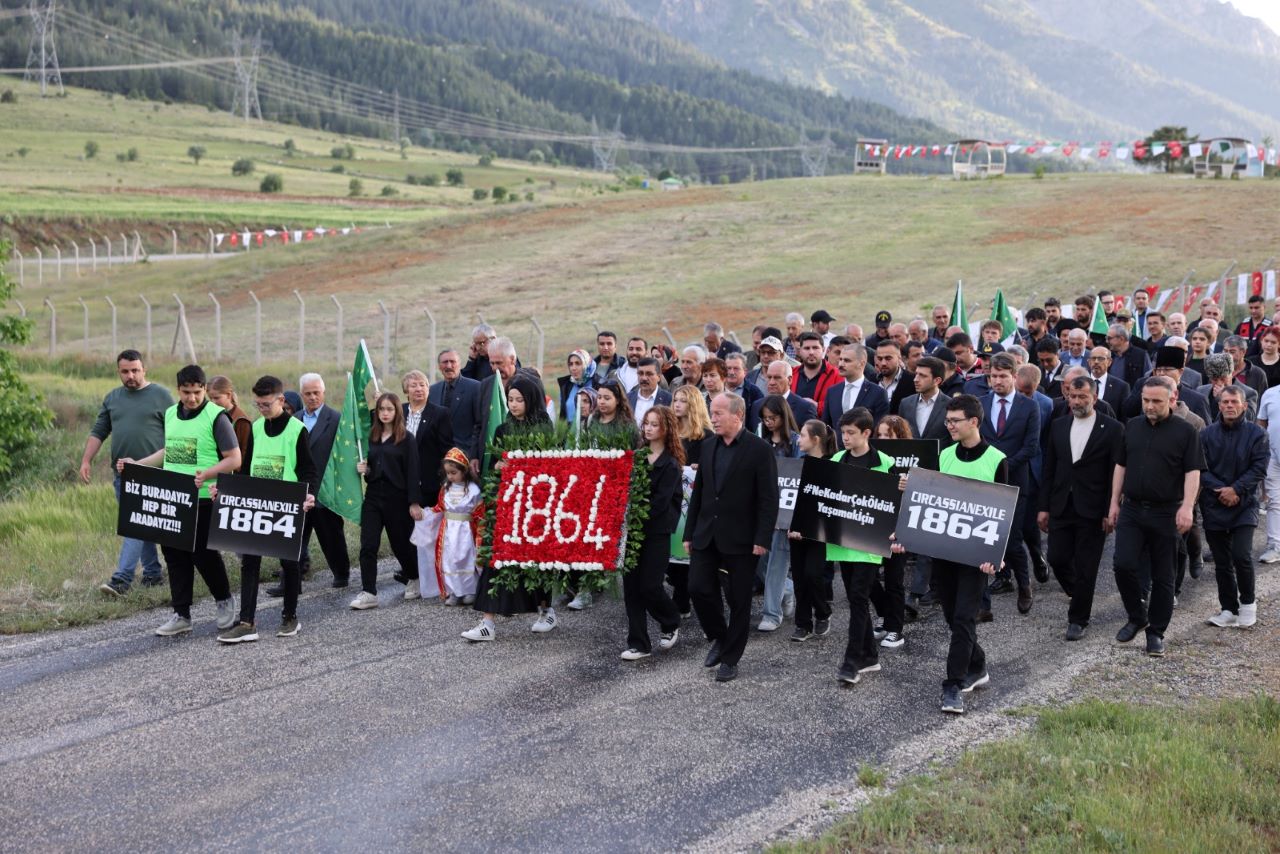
[493,560,605,571]
[505,449,628,460]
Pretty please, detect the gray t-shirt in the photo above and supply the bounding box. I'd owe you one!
[90,382,174,463]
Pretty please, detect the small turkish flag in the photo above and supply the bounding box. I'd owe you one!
[1168,141,1183,159]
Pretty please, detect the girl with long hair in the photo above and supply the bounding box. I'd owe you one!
[789,419,836,641]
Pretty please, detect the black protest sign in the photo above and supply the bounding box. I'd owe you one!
[871,438,939,476]
[206,474,309,561]
[117,463,199,551]
[775,457,804,530]
[895,468,1021,568]
[790,456,899,557]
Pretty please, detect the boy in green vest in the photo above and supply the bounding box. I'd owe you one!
[116,365,241,636]
[217,376,318,643]
[829,407,897,685]
[934,395,1007,714]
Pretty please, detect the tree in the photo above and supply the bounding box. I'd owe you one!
[478,153,494,167]
[472,187,488,200]
[260,173,284,193]
[84,141,98,159]
[446,168,464,186]
[491,186,508,201]
[380,185,398,197]
[348,178,364,197]
[187,145,206,165]
[1134,125,1197,174]
[527,149,545,164]
[0,242,53,480]
[283,138,297,157]
[399,136,410,159]
[231,158,255,176]
[0,90,16,104]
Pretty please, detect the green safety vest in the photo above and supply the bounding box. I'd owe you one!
[938,443,1005,483]
[249,415,302,482]
[163,401,223,498]
[825,448,895,566]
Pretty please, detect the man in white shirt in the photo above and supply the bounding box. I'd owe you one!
[628,358,670,426]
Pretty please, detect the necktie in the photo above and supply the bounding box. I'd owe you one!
[844,382,854,412]
[997,398,1007,435]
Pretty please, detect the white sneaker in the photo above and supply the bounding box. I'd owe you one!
[349,591,379,610]
[531,608,557,633]
[1260,549,1280,564]
[567,591,592,610]
[1207,609,1238,628]
[620,648,651,661]
[880,631,905,649]
[781,591,796,619]
[757,617,781,632]
[155,613,192,636]
[403,579,421,600]
[461,619,495,642]
[1237,602,1257,628]
[215,597,236,630]
[658,628,680,651]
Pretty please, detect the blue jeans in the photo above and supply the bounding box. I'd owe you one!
[756,529,794,622]
[110,473,163,587]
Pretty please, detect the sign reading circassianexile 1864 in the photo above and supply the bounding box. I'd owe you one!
[894,468,1021,568]
[206,474,309,562]
[492,450,636,571]
[117,462,199,552]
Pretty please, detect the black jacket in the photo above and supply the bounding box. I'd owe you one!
[644,451,683,535]
[685,429,778,553]
[1039,412,1123,519]
[364,433,423,506]
[404,402,454,501]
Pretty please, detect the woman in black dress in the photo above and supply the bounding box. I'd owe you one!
[1248,327,1280,388]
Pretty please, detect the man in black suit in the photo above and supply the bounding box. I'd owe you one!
[873,338,914,415]
[898,356,952,444]
[754,361,816,430]
[822,343,887,431]
[1050,367,1117,421]
[1086,347,1131,420]
[627,357,672,426]
[1106,324,1151,387]
[430,349,482,459]
[1037,376,1122,640]
[979,353,1041,613]
[1035,338,1067,399]
[683,393,779,683]
[294,372,351,588]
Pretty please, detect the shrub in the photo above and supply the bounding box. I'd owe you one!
[1033,164,1046,180]
[283,138,297,157]
[491,186,508,201]
[0,242,53,480]
[115,152,128,162]
[329,164,345,174]
[0,90,16,104]
[260,173,283,193]
[16,147,28,158]
[527,149,544,164]
[379,185,398,197]
[478,153,494,167]
[472,187,488,201]
[524,192,535,202]
[406,174,419,185]
[446,168,464,186]
[231,158,255,176]
[330,143,356,160]
[84,140,99,159]
[348,178,364,197]
[126,147,139,162]
[187,145,206,165]
[422,173,441,187]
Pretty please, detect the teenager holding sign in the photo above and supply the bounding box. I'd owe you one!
[216,376,317,643]
[116,365,241,637]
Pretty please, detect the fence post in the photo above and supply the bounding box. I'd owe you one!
[34,247,42,285]
[208,293,222,361]
[133,231,143,261]
[76,297,88,357]
[293,289,306,365]
[377,300,392,379]
[43,298,56,357]
[331,295,344,368]
[661,326,679,351]
[590,320,601,335]
[71,241,80,277]
[207,229,214,258]
[14,299,25,317]
[171,294,196,362]
[89,239,97,273]
[172,229,178,256]
[55,246,62,281]
[119,234,128,264]
[140,295,152,361]
[249,291,262,366]
[13,249,22,287]
[424,307,437,382]
[105,237,112,268]
[475,312,485,326]
[529,316,545,379]
[104,296,117,355]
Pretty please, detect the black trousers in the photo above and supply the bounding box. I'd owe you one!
[161,499,231,620]
[1113,502,1178,638]
[666,562,690,614]
[790,538,831,631]
[301,505,351,581]
[689,543,757,666]
[869,551,906,634]
[994,495,1032,589]
[1046,504,1108,627]
[933,559,988,688]
[239,554,299,624]
[1023,483,1045,566]
[1174,503,1205,596]
[358,486,418,595]
[625,537,681,653]
[1206,526,1257,613]
[840,561,879,671]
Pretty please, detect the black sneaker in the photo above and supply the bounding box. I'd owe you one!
[941,685,964,714]
[873,622,888,642]
[1065,623,1086,641]
[791,627,812,643]
[960,670,990,693]
[140,576,165,588]
[98,580,127,597]
[988,578,1015,595]
[836,664,860,684]
[814,618,831,636]
[266,584,284,598]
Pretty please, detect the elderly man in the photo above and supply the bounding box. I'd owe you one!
[888,323,909,349]
[1167,312,1188,339]
[430,349,482,458]
[1107,323,1151,387]
[1088,346,1131,417]
[287,372,353,589]
[1061,328,1090,369]
[473,337,546,472]
[1107,375,1204,657]
[755,360,817,429]
[748,332,785,392]
[1200,386,1268,629]
[822,342,886,429]
[843,323,865,345]
[1222,335,1268,398]
[930,305,951,342]
[1198,353,1259,422]
[684,393,779,683]
[908,318,939,354]
[704,322,742,361]
[723,352,763,414]
[461,323,497,381]
[88,349,176,596]
[783,312,805,359]
[671,345,707,392]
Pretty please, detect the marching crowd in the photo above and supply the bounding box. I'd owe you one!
[81,286,1277,714]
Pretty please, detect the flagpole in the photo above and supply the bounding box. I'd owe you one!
[360,338,381,394]
[348,372,365,461]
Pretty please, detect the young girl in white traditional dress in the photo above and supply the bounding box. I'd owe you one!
[421,448,484,606]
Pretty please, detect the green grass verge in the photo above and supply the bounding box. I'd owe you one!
[785,695,1280,853]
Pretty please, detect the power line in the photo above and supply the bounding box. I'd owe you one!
[0,57,236,73]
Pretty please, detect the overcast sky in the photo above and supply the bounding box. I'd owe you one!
[1224,0,1280,35]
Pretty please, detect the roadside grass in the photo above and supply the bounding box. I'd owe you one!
[783,695,1280,853]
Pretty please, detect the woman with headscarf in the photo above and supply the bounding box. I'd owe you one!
[557,349,598,423]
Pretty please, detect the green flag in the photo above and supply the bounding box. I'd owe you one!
[352,339,379,439]
[1088,295,1109,336]
[481,370,508,471]
[318,372,366,523]
[991,289,1018,340]
[949,281,966,333]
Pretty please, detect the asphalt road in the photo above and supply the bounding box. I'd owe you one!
[0,540,1272,853]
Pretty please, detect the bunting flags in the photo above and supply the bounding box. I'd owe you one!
[212,224,378,251]
[856,138,1280,165]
